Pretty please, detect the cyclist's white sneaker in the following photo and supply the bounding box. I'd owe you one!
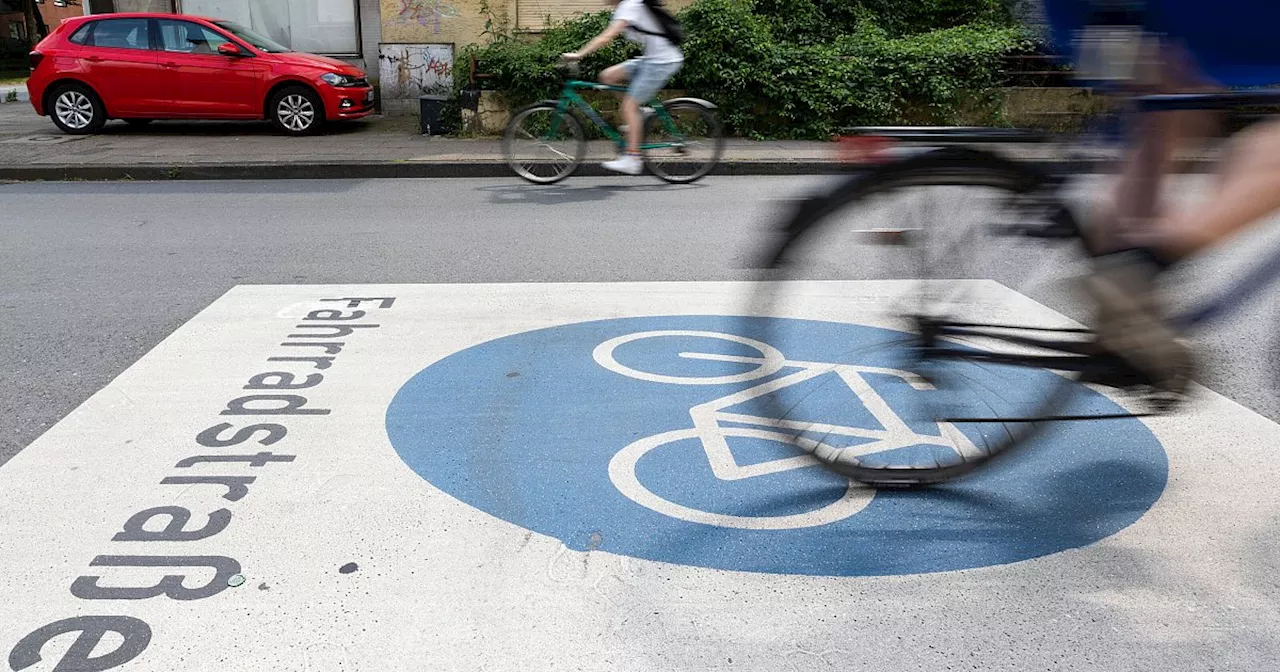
[603,153,643,175]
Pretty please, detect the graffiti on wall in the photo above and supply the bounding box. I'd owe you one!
[379,44,455,99]
[395,0,460,34]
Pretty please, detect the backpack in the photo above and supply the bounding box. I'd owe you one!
[630,0,684,47]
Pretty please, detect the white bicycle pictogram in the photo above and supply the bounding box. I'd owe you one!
[594,330,983,530]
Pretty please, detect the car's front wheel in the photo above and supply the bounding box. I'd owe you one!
[269,86,325,136]
[49,83,106,135]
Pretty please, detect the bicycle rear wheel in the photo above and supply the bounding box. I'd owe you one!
[644,101,724,184]
[753,148,1094,486]
[503,103,585,184]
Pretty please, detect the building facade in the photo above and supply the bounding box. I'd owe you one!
[83,0,383,76]
[2,1,85,56]
[57,1,691,115]
[375,0,692,114]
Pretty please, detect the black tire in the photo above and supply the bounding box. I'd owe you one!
[751,148,1089,486]
[48,82,106,135]
[268,86,325,136]
[644,101,724,184]
[124,119,154,127]
[502,103,585,184]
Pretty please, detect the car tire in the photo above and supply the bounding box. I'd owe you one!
[124,119,154,127]
[48,83,106,135]
[269,86,325,136]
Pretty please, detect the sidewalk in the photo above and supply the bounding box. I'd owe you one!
[0,102,1220,181]
[0,84,28,103]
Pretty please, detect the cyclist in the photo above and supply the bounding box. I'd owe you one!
[562,0,683,175]
[1043,0,1280,394]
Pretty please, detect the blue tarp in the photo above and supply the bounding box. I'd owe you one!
[1041,0,1280,86]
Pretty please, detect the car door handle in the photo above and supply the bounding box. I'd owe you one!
[84,55,102,62]
[162,61,179,68]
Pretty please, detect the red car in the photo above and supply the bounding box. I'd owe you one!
[26,12,374,135]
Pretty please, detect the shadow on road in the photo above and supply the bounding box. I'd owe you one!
[477,181,709,206]
[90,119,376,137]
[0,179,365,194]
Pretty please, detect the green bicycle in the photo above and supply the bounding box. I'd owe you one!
[502,62,724,184]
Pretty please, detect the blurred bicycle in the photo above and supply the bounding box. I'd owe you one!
[753,0,1280,486]
[501,59,724,184]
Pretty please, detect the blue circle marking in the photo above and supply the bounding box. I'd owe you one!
[386,315,1167,576]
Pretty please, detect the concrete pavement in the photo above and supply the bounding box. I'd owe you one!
[0,85,28,103]
[4,176,1280,671]
[4,174,1278,464]
[0,102,1223,181]
[0,103,857,180]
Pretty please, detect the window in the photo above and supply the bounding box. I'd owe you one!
[516,0,602,31]
[181,0,358,55]
[9,21,27,42]
[157,19,231,55]
[86,18,150,50]
[213,20,290,53]
[68,23,93,45]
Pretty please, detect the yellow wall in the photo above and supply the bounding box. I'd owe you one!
[381,0,696,47]
[380,0,516,45]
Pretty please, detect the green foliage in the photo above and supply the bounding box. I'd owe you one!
[839,23,1035,125]
[458,0,1032,138]
[459,12,639,107]
[850,0,1013,36]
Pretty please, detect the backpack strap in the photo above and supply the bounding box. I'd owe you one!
[627,1,678,43]
[629,24,672,39]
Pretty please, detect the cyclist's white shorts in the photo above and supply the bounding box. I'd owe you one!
[622,57,682,103]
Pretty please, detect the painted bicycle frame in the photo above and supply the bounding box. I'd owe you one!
[549,79,688,151]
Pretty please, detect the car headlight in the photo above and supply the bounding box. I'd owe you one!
[321,73,357,87]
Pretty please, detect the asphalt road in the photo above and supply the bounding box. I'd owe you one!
[2,175,1279,467]
[6,175,1280,672]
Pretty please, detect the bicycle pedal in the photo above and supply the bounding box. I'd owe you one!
[1079,354,1151,388]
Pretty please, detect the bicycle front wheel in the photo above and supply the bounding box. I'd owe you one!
[644,101,724,184]
[502,103,585,184]
[753,148,1092,486]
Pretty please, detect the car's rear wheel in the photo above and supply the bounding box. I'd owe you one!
[49,83,106,135]
[269,86,325,136]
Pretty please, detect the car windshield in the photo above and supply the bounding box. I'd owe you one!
[213,21,291,53]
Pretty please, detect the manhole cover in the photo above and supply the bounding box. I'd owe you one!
[0,135,86,145]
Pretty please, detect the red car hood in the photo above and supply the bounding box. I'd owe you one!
[272,51,364,76]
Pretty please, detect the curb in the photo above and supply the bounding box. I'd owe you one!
[0,157,1221,182]
[0,160,860,181]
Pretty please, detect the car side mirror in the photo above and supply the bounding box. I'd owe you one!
[217,43,244,57]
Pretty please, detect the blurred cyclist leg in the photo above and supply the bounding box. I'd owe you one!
[599,60,645,175]
[1157,119,1280,257]
[1086,41,1280,394]
[1081,45,1225,393]
[1089,116,1280,393]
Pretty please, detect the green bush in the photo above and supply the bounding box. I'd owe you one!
[458,0,1032,138]
[851,0,1013,36]
[840,22,1035,125]
[458,12,638,108]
